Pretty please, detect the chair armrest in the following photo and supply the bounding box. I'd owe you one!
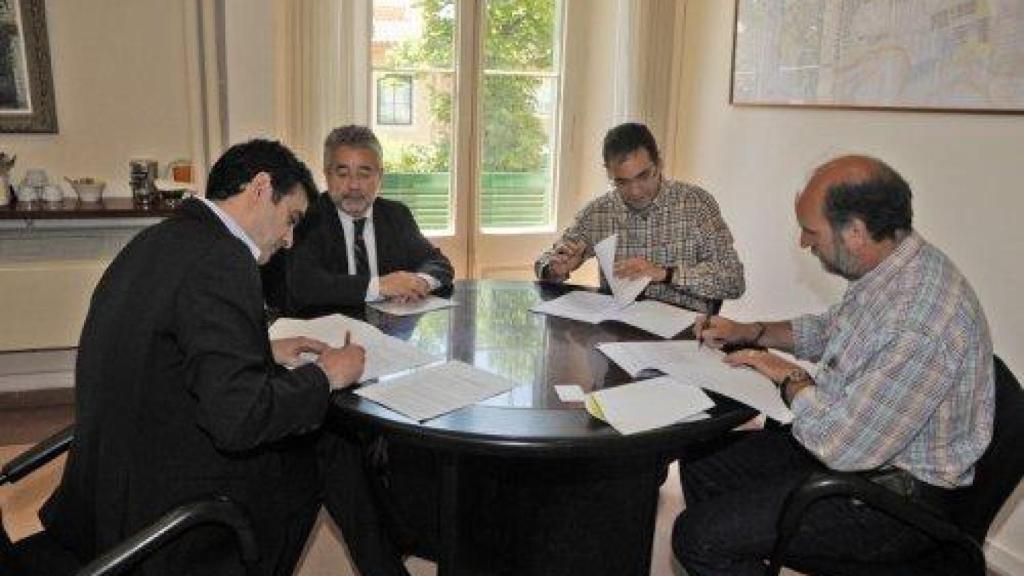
[0,424,74,486]
[74,496,258,576]
[765,472,985,576]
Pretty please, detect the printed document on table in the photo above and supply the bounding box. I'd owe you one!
[606,300,697,339]
[597,340,700,377]
[597,341,793,423]
[661,348,793,424]
[269,314,438,385]
[531,292,695,338]
[355,360,517,422]
[530,290,610,324]
[584,376,715,435]
[594,234,650,306]
[369,295,457,317]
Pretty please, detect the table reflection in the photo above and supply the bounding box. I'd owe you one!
[364,280,673,410]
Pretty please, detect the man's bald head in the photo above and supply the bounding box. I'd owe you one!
[800,155,913,242]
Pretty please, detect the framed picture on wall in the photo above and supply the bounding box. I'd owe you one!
[731,0,1024,113]
[0,0,57,132]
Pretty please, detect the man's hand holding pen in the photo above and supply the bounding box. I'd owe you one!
[694,315,764,350]
[316,330,366,389]
[546,239,586,280]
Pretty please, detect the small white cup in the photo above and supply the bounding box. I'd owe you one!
[23,169,48,188]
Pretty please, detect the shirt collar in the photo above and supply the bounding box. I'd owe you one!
[198,196,261,262]
[844,230,923,303]
[337,205,374,226]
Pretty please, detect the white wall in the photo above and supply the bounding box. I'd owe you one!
[0,1,199,352]
[2,0,196,195]
[673,1,1024,572]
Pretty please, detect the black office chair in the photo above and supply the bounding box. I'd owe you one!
[1,425,259,576]
[766,355,1024,576]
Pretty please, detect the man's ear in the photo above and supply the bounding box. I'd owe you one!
[843,218,870,250]
[244,172,273,204]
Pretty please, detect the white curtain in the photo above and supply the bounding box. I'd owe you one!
[611,0,687,171]
[276,0,371,180]
[183,0,226,196]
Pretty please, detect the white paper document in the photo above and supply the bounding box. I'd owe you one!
[596,340,701,377]
[269,314,438,385]
[531,291,697,339]
[554,384,586,402]
[584,376,715,435]
[355,360,517,421]
[594,234,650,306]
[368,295,457,317]
[597,341,794,423]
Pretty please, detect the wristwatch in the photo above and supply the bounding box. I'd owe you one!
[776,368,812,406]
[777,368,811,388]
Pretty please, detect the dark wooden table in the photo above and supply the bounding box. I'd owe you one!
[330,280,755,576]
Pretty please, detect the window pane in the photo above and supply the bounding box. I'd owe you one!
[479,0,560,232]
[377,75,413,125]
[372,0,455,234]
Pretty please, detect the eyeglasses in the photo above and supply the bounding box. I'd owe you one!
[610,164,658,192]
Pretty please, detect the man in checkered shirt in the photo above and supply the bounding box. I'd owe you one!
[673,155,994,575]
[535,122,745,313]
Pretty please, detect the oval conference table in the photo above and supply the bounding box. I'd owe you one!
[325,280,756,576]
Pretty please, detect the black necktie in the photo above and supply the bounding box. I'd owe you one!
[353,218,370,276]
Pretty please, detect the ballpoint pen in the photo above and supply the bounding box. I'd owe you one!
[698,300,723,350]
[698,315,711,350]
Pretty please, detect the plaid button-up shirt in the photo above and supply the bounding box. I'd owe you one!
[791,232,994,488]
[535,180,745,312]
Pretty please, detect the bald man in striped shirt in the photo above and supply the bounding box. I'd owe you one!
[672,155,994,576]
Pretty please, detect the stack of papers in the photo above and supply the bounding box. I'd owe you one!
[531,291,696,339]
[355,360,517,421]
[597,340,794,423]
[269,314,438,384]
[368,295,457,317]
[584,376,714,435]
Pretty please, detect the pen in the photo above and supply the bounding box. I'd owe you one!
[698,315,711,350]
[698,300,723,350]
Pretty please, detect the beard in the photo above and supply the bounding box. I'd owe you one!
[819,234,861,281]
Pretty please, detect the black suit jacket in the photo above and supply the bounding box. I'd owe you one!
[41,199,329,573]
[285,194,454,311]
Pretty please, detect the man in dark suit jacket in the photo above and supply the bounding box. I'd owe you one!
[40,140,366,576]
[286,124,453,311]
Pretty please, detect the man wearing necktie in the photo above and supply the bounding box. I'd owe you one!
[286,125,454,311]
[284,126,453,576]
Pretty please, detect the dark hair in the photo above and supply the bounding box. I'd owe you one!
[602,122,660,167]
[823,159,913,242]
[324,125,383,169]
[205,139,317,204]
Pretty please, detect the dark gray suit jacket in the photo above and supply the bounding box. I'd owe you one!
[42,199,329,574]
[285,194,453,311]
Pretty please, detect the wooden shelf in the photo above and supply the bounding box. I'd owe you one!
[0,197,177,220]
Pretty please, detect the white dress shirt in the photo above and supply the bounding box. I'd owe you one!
[199,196,261,262]
[336,206,440,302]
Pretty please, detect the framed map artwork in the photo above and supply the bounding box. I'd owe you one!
[731,0,1024,113]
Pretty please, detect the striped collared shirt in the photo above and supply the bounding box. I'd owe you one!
[791,231,994,488]
[535,179,745,312]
